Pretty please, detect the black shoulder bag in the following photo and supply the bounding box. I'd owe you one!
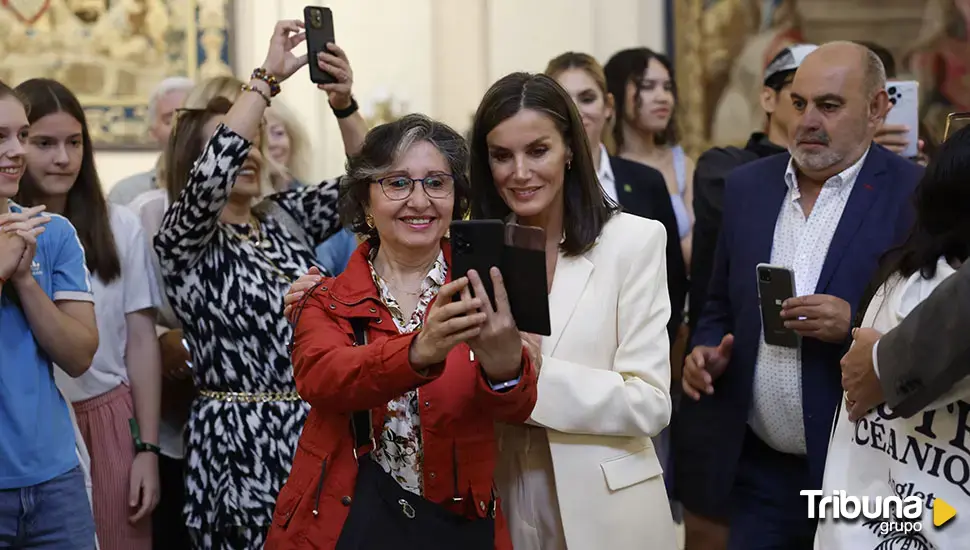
[327,319,496,550]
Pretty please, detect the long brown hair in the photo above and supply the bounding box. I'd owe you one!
[163,96,233,205]
[15,79,121,283]
[545,52,616,154]
[604,48,681,150]
[469,72,618,257]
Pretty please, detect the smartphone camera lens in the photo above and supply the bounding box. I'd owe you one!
[453,235,470,252]
[310,9,322,28]
[759,270,772,283]
[888,86,897,95]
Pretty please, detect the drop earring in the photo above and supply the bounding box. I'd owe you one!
[365,213,375,228]
[566,159,572,171]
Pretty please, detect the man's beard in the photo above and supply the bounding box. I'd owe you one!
[790,128,844,172]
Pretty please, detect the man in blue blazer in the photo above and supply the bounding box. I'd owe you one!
[674,42,923,549]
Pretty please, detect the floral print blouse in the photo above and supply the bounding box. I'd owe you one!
[367,249,447,496]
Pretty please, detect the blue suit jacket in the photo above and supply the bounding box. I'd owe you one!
[673,144,922,517]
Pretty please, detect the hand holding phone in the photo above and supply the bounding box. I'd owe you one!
[880,81,920,158]
[779,294,852,344]
[465,268,524,382]
[303,6,356,108]
[756,264,798,348]
[450,220,551,336]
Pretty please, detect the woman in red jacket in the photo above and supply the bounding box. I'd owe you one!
[265,113,538,550]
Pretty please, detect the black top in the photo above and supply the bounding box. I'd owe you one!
[610,155,688,342]
[688,132,787,339]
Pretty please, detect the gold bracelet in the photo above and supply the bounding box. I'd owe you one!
[240,83,271,107]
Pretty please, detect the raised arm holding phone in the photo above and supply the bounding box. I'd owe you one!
[152,18,369,548]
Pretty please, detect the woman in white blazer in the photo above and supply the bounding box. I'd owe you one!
[467,72,676,550]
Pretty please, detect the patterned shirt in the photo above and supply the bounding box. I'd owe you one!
[154,124,342,531]
[749,148,868,455]
[367,249,447,496]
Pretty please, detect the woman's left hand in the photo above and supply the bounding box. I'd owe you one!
[466,268,523,382]
[128,452,160,524]
[316,43,355,109]
[260,20,309,82]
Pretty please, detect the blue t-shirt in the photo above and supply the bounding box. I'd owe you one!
[0,202,93,489]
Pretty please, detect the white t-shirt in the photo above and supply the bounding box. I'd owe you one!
[58,205,161,402]
[816,257,968,550]
[128,189,186,459]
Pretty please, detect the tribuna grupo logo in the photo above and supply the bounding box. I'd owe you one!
[801,490,956,535]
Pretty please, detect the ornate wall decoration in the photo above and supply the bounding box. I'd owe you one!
[671,0,956,156]
[363,89,409,128]
[0,0,234,149]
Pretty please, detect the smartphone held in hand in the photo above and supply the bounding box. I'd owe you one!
[303,6,337,85]
[450,220,551,336]
[756,263,799,348]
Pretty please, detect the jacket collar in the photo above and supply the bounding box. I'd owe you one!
[328,239,453,307]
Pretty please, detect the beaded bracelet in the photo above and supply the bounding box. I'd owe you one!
[251,67,281,97]
[241,83,271,107]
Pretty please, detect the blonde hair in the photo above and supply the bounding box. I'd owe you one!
[545,52,616,154]
[265,99,313,187]
[165,75,274,198]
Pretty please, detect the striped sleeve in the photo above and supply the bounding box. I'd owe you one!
[50,215,94,303]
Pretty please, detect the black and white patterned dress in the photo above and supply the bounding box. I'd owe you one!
[154,124,341,548]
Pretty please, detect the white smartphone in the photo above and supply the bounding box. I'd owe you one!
[884,80,920,159]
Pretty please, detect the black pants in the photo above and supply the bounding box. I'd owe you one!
[727,429,817,550]
[153,454,191,549]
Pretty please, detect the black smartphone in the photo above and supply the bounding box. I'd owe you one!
[303,6,336,85]
[756,263,798,349]
[450,220,551,336]
[450,220,505,310]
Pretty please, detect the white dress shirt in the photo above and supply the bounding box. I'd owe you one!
[749,148,869,455]
[596,144,619,203]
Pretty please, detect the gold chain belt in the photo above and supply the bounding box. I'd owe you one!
[198,390,302,403]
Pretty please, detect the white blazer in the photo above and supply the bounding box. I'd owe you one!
[528,212,677,549]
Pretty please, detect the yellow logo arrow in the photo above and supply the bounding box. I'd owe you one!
[934,498,957,527]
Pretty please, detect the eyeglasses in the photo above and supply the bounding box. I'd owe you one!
[944,112,970,142]
[375,174,455,201]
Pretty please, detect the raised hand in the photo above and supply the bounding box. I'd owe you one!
[260,20,309,82]
[5,212,49,286]
[466,268,524,382]
[283,266,324,322]
[408,277,486,369]
[682,334,734,400]
[316,43,355,109]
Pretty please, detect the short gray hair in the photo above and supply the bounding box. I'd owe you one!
[339,113,471,239]
[147,76,195,122]
[863,48,887,99]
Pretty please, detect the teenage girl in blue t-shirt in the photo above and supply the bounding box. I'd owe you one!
[0,80,99,549]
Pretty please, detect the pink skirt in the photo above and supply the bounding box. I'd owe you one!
[73,384,152,550]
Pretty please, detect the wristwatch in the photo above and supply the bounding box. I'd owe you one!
[129,418,161,456]
[484,369,521,393]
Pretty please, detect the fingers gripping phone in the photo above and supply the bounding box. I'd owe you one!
[303,6,337,85]
[884,80,920,159]
[756,264,799,349]
[450,220,504,311]
[450,220,552,336]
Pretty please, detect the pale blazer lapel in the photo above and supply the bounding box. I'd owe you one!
[545,252,594,355]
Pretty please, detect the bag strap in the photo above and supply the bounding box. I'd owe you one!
[254,199,313,250]
[348,319,374,455]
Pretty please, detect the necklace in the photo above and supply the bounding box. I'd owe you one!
[228,215,290,282]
